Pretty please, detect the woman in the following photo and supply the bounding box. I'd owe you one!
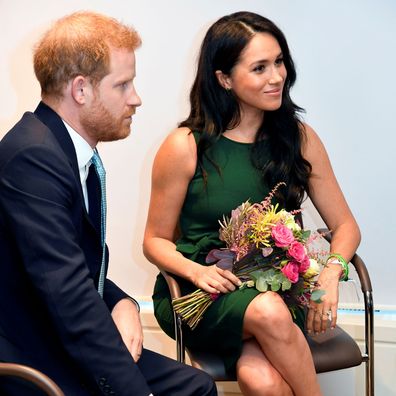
[143,11,360,396]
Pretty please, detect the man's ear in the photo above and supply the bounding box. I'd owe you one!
[71,76,89,104]
[215,70,232,90]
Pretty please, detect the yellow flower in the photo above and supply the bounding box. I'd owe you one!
[249,204,284,247]
[303,259,320,278]
[278,209,301,231]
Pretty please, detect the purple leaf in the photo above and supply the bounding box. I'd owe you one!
[262,247,273,257]
[206,249,235,271]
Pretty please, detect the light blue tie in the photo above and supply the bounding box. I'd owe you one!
[91,150,106,297]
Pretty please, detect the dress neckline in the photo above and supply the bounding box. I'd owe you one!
[220,134,254,146]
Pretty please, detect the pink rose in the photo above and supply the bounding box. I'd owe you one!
[281,262,299,283]
[271,224,294,247]
[288,241,306,263]
[299,256,310,273]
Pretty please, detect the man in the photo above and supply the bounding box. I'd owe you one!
[0,11,217,396]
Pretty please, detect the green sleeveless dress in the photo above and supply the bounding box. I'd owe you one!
[152,133,305,375]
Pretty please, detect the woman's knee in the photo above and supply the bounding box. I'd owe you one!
[237,364,292,396]
[244,292,294,338]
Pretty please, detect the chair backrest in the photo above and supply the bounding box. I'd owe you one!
[0,363,65,396]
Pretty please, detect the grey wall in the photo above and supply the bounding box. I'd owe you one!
[1,0,395,306]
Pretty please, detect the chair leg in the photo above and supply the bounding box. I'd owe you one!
[365,290,374,396]
[366,359,374,396]
[174,312,185,363]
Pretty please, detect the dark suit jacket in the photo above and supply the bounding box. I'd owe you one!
[0,102,151,395]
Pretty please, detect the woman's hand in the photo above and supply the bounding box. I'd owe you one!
[306,264,342,334]
[191,264,241,294]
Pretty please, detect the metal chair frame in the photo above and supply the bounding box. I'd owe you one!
[161,228,374,395]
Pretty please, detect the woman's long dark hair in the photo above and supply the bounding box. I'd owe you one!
[179,11,311,210]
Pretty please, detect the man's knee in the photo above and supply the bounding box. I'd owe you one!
[191,368,217,396]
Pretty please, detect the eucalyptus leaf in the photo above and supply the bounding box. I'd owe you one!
[281,279,292,291]
[263,268,276,278]
[256,276,269,292]
[271,281,281,292]
[311,289,326,302]
[249,270,263,281]
[273,273,284,283]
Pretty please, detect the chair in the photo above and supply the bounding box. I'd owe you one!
[161,228,374,395]
[0,363,65,396]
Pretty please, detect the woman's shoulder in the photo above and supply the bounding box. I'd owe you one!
[300,122,325,150]
[161,127,196,156]
[153,127,197,176]
[300,122,319,140]
[166,126,195,141]
[299,122,328,163]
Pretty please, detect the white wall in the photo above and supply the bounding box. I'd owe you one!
[1,0,395,307]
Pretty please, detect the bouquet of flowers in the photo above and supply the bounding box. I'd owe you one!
[172,182,326,330]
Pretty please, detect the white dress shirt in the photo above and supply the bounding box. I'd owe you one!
[62,121,94,211]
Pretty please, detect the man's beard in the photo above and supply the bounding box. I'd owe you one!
[80,98,131,143]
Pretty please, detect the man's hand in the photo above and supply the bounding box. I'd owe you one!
[111,298,143,362]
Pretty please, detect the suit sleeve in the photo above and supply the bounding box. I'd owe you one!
[104,279,140,312]
[0,143,151,396]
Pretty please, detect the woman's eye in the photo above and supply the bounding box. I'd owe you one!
[253,65,265,73]
[275,58,284,66]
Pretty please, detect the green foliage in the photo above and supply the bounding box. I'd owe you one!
[311,289,326,303]
[300,230,311,241]
[249,269,292,293]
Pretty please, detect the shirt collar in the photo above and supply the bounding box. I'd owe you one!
[62,120,94,169]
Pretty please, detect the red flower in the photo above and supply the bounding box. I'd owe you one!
[299,256,310,273]
[271,224,294,247]
[288,241,306,262]
[281,262,299,283]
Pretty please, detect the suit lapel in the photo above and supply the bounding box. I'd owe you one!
[34,102,80,181]
[33,102,98,233]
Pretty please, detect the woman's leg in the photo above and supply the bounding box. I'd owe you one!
[243,292,322,396]
[237,339,293,396]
